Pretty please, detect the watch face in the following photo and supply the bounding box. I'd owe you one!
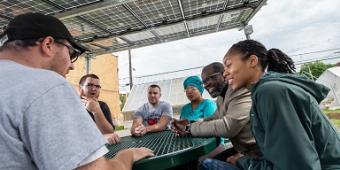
[185,124,190,132]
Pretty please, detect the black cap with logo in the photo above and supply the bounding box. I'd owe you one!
[0,12,87,54]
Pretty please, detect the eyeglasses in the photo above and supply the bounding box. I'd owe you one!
[84,83,101,89]
[202,72,222,84]
[55,40,82,63]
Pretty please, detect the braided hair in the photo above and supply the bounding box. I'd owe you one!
[227,40,296,73]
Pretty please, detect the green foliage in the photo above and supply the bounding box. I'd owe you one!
[323,109,340,128]
[331,119,340,128]
[119,94,127,111]
[299,61,335,80]
[323,108,340,114]
[115,125,125,131]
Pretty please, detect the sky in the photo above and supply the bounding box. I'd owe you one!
[114,0,340,90]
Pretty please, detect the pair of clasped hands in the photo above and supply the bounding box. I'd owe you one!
[171,119,190,136]
[133,122,148,136]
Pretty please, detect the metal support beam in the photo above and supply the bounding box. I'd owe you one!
[122,4,148,27]
[122,4,161,40]
[117,37,134,45]
[90,43,111,50]
[84,53,93,74]
[177,0,190,37]
[128,49,133,90]
[216,0,229,31]
[149,29,162,41]
[244,0,267,24]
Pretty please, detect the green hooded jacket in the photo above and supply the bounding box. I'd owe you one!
[237,72,340,170]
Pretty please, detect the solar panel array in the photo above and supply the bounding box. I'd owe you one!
[0,0,265,55]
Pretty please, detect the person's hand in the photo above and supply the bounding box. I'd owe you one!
[130,147,155,162]
[105,133,120,144]
[117,147,154,162]
[226,153,244,165]
[83,97,101,114]
[133,123,147,136]
[171,119,190,136]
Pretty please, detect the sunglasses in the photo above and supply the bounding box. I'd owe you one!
[55,40,82,63]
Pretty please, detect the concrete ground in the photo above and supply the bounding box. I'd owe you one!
[115,120,133,137]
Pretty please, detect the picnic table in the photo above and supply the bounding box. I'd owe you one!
[105,130,218,170]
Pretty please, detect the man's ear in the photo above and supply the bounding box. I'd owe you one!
[77,85,82,93]
[40,36,56,58]
[248,54,259,68]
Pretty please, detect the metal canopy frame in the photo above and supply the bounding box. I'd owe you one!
[0,0,266,55]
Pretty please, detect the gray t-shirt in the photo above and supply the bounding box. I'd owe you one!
[0,60,107,170]
[134,101,173,129]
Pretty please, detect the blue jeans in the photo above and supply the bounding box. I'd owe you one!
[200,159,239,170]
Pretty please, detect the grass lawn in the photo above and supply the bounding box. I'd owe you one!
[323,109,340,128]
[115,125,125,131]
[330,119,340,129]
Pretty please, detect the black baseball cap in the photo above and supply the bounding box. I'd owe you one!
[0,12,87,54]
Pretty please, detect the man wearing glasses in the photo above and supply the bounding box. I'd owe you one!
[79,74,115,134]
[0,13,153,170]
[172,62,260,166]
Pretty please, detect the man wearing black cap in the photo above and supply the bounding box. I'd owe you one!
[0,13,153,170]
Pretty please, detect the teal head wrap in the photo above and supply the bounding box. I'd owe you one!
[183,76,204,94]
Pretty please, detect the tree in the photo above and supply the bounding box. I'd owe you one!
[119,94,127,111]
[299,61,336,80]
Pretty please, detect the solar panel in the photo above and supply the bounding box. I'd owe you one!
[0,1,60,19]
[0,0,266,54]
[48,0,101,10]
[182,0,226,18]
[82,5,144,34]
[126,0,182,26]
[187,15,219,34]
[62,17,106,38]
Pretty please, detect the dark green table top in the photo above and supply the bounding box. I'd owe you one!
[105,130,217,170]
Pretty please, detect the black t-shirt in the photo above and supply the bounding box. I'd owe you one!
[87,101,115,129]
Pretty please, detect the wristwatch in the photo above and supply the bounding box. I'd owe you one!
[185,123,191,134]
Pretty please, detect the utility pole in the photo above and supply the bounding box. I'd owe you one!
[85,53,93,74]
[128,49,133,90]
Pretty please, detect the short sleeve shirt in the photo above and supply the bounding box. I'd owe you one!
[0,60,107,170]
[180,99,217,122]
[134,101,173,129]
